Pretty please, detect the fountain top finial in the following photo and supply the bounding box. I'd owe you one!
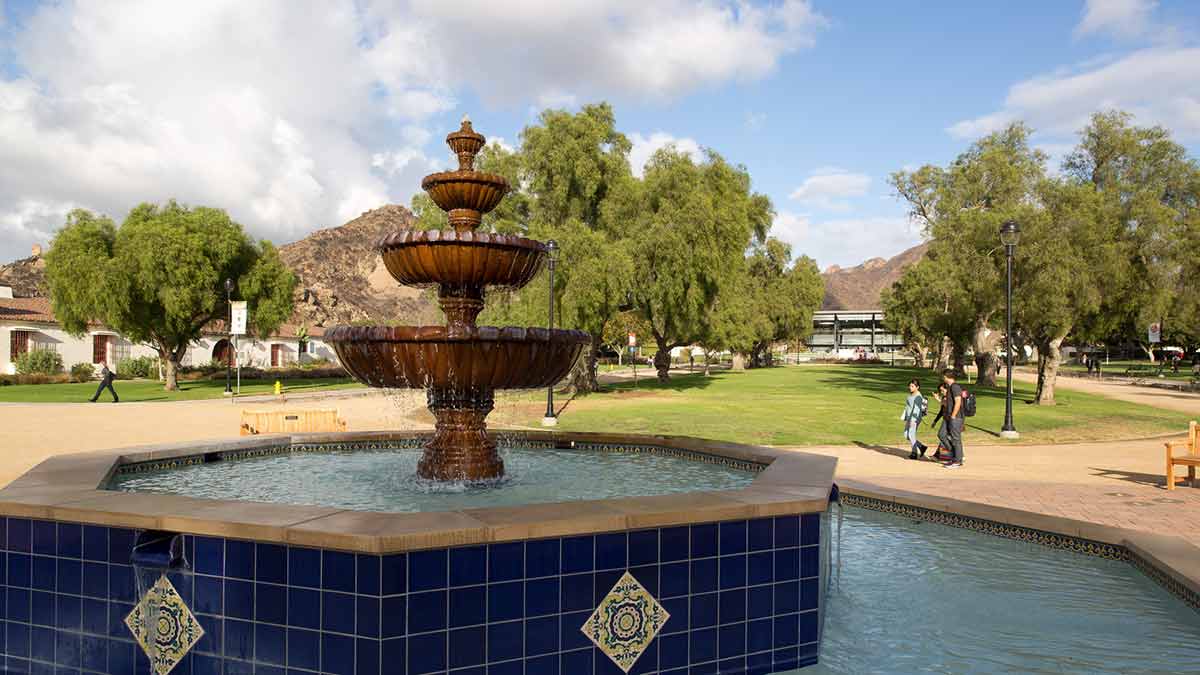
[447,115,486,171]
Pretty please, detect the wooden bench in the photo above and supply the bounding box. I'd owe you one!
[1166,420,1199,490]
[240,409,347,436]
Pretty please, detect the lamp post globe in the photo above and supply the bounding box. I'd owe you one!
[542,240,560,427]
[224,278,234,396]
[1000,221,1020,439]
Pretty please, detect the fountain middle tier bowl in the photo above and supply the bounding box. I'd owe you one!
[420,170,508,214]
[377,230,547,289]
[325,325,591,390]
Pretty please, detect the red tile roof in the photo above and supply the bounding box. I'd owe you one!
[0,297,57,324]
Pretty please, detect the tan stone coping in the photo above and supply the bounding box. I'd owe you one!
[0,431,836,554]
[837,478,1200,607]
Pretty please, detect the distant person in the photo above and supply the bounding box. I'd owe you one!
[1093,357,1102,378]
[89,363,119,403]
[902,379,929,460]
[1084,353,1093,375]
[941,369,965,468]
[1192,352,1200,377]
[930,382,951,463]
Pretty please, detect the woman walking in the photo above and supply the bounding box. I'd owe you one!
[902,379,929,460]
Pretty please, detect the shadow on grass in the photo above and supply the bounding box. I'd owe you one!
[852,441,911,460]
[601,371,721,394]
[817,367,1037,405]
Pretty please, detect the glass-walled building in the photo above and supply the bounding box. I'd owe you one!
[809,310,904,354]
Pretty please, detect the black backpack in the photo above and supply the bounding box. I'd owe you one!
[961,389,977,417]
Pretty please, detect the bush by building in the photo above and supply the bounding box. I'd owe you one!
[116,355,158,379]
[15,349,64,375]
[70,362,96,383]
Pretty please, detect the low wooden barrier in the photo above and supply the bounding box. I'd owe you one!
[240,409,347,436]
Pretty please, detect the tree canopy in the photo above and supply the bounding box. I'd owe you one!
[45,201,296,390]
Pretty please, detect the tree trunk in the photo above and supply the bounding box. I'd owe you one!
[973,321,999,388]
[1140,342,1156,363]
[1035,334,1066,405]
[934,336,952,371]
[703,351,712,376]
[731,353,746,371]
[653,336,673,383]
[908,343,927,368]
[568,335,601,394]
[951,341,966,377]
[163,357,180,391]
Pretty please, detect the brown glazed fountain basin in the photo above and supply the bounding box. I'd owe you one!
[325,325,590,391]
[421,170,508,214]
[377,230,547,289]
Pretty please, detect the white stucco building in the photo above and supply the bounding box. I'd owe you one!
[0,289,337,376]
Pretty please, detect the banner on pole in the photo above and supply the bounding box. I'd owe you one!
[628,332,637,347]
[231,301,248,335]
[1148,322,1161,344]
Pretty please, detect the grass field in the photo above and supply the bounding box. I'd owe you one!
[0,377,363,403]
[526,365,1191,447]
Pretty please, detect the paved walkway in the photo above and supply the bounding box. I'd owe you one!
[2,366,1197,544]
[795,372,1200,542]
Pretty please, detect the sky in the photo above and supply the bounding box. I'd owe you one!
[1,0,1199,270]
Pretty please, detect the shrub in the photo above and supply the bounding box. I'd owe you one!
[70,362,96,383]
[116,355,158,379]
[15,349,64,375]
[0,373,70,385]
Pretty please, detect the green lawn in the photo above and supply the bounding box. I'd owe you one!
[536,365,1191,446]
[0,377,363,403]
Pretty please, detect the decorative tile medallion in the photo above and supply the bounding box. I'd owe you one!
[582,571,670,673]
[125,574,205,675]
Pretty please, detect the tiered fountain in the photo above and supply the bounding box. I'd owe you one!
[325,118,591,482]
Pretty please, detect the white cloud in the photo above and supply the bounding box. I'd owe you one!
[948,47,1200,141]
[788,168,872,211]
[771,210,923,269]
[1075,0,1157,40]
[628,132,704,178]
[0,0,827,262]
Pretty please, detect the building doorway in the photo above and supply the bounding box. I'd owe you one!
[213,339,235,367]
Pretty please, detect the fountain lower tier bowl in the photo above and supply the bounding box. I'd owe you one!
[377,230,546,289]
[325,325,591,391]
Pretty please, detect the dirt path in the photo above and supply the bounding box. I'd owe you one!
[1014,369,1200,415]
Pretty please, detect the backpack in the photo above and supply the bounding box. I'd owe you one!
[918,395,929,419]
[961,389,977,417]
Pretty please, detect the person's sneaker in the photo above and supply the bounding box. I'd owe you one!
[943,462,962,469]
[907,452,918,460]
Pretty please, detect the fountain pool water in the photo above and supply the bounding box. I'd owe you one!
[109,443,757,512]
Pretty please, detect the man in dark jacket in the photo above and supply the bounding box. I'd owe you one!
[89,364,119,403]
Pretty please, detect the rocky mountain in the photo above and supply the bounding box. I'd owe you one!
[0,246,48,297]
[821,241,929,310]
[279,204,435,328]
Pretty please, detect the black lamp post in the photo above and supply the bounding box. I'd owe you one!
[224,278,234,396]
[542,240,559,426]
[999,221,1020,439]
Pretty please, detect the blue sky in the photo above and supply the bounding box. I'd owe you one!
[1,0,1198,269]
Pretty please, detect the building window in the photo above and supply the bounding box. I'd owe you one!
[92,335,111,365]
[113,340,131,364]
[271,343,283,368]
[10,330,29,359]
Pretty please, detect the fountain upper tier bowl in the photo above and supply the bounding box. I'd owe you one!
[325,325,590,391]
[378,230,547,289]
[421,170,508,230]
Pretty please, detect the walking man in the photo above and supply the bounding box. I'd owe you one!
[89,363,119,403]
[941,369,964,468]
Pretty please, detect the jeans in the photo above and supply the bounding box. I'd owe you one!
[945,418,964,463]
[90,379,118,402]
[904,421,922,453]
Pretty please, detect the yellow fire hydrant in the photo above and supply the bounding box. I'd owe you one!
[273,380,282,397]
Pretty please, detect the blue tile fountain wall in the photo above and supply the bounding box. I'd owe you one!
[0,513,825,674]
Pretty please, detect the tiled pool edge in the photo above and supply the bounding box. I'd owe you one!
[838,482,1200,612]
